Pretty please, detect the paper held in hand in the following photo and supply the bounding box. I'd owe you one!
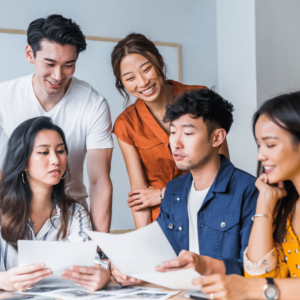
[85,222,201,291]
[18,240,97,286]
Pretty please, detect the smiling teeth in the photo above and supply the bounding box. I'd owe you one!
[264,166,274,170]
[141,85,154,95]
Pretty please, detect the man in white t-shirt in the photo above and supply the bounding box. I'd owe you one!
[0,15,113,233]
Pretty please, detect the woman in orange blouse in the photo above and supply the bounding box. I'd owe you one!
[190,92,300,299]
[111,33,229,229]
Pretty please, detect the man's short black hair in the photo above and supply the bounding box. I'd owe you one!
[27,14,87,57]
[164,88,234,135]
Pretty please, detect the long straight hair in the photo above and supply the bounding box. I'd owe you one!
[253,92,300,243]
[0,117,81,250]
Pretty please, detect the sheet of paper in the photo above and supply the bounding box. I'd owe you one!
[115,290,179,300]
[86,222,201,290]
[18,240,97,286]
[133,269,200,291]
[86,222,177,274]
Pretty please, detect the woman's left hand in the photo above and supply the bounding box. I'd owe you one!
[192,274,264,300]
[128,186,165,211]
[61,264,110,291]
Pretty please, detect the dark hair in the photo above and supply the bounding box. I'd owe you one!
[27,14,87,57]
[163,88,234,135]
[0,117,80,250]
[253,91,300,243]
[111,33,167,107]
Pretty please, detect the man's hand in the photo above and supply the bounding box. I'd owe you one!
[111,263,140,286]
[61,265,110,291]
[128,187,165,211]
[155,250,225,276]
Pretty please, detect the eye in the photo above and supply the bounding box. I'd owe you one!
[144,66,151,72]
[170,131,176,135]
[46,64,54,67]
[267,145,275,148]
[38,151,49,155]
[65,65,74,68]
[185,133,193,136]
[126,77,134,81]
[57,149,65,154]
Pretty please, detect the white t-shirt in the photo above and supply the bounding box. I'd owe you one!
[188,180,210,255]
[0,74,113,201]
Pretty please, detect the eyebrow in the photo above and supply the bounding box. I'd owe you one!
[44,58,76,64]
[170,123,195,128]
[122,61,150,77]
[261,136,278,140]
[36,143,65,148]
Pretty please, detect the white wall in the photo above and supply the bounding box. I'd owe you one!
[216,0,258,176]
[0,0,219,229]
[255,0,300,107]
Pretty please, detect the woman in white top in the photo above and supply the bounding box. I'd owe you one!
[0,116,110,292]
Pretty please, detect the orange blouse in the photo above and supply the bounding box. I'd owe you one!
[113,80,207,222]
[244,218,300,278]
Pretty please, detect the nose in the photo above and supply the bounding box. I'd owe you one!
[257,146,267,162]
[50,151,60,166]
[52,66,63,82]
[137,73,149,88]
[170,132,183,151]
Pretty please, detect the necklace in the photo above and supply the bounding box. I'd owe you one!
[30,205,52,227]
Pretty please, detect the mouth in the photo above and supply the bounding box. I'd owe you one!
[173,153,186,161]
[48,169,61,176]
[263,165,276,174]
[140,84,156,96]
[46,80,64,88]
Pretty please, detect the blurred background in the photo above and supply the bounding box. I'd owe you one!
[0,0,299,230]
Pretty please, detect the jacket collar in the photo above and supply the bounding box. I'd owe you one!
[170,155,235,195]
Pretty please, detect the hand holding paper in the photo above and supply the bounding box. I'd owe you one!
[86,222,201,290]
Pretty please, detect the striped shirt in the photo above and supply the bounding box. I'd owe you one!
[0,203,109,271]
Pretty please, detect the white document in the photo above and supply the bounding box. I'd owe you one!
[18,240,97,286]
[86,222,201,291]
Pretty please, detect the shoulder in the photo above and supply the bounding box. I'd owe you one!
[0,74,32,93]
[69,202,88,216]
[232,167,257,186]
[170,80,208,98]
[71,77,106,105]
[114,101,139,128]
[166,172,191,192]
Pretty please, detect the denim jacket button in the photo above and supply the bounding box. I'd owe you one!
[221,222,226,228]
[168,223,174,230]
[178,227,182,231]
[177,197,180,201]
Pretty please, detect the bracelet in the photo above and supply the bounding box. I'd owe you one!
[160,188,163,202]
[251,214,273,221]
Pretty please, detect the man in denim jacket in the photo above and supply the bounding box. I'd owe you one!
[156,89,258,275]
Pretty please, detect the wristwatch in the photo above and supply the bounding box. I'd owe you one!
[263,278,279,300]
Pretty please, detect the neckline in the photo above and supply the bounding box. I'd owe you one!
[29,74,75,114]
[135,80,185,145]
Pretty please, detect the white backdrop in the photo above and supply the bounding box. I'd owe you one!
[0,32,179,230]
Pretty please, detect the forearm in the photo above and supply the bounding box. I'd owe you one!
[132,208,151,229]
[89,180,112,232]
[247,195,274,262]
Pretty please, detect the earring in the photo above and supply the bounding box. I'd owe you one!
[61,172,67,180]
[22,171,28,184]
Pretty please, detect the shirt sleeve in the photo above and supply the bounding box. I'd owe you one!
[113,114,134,146]
[67,204,109,270]
[223,182,258,275]
[244,244,289,278]
[86,98,114,150]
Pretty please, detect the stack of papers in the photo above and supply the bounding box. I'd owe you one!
[19,284,179,300]
[86,222,201,291]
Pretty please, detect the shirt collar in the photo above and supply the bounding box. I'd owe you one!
[170,155,235,195]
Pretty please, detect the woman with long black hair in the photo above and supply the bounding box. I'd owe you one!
[0,117,110,292]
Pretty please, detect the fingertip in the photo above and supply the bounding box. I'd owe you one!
[122,275,127,280]
[40,263,45,267]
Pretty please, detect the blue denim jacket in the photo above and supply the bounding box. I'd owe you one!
[157,155,258,275]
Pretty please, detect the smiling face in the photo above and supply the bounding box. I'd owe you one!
[169,114,224,170]
[255,114,300,184]
[120,53,165,102]
[25,39,77,97]
[25,129,67,187]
